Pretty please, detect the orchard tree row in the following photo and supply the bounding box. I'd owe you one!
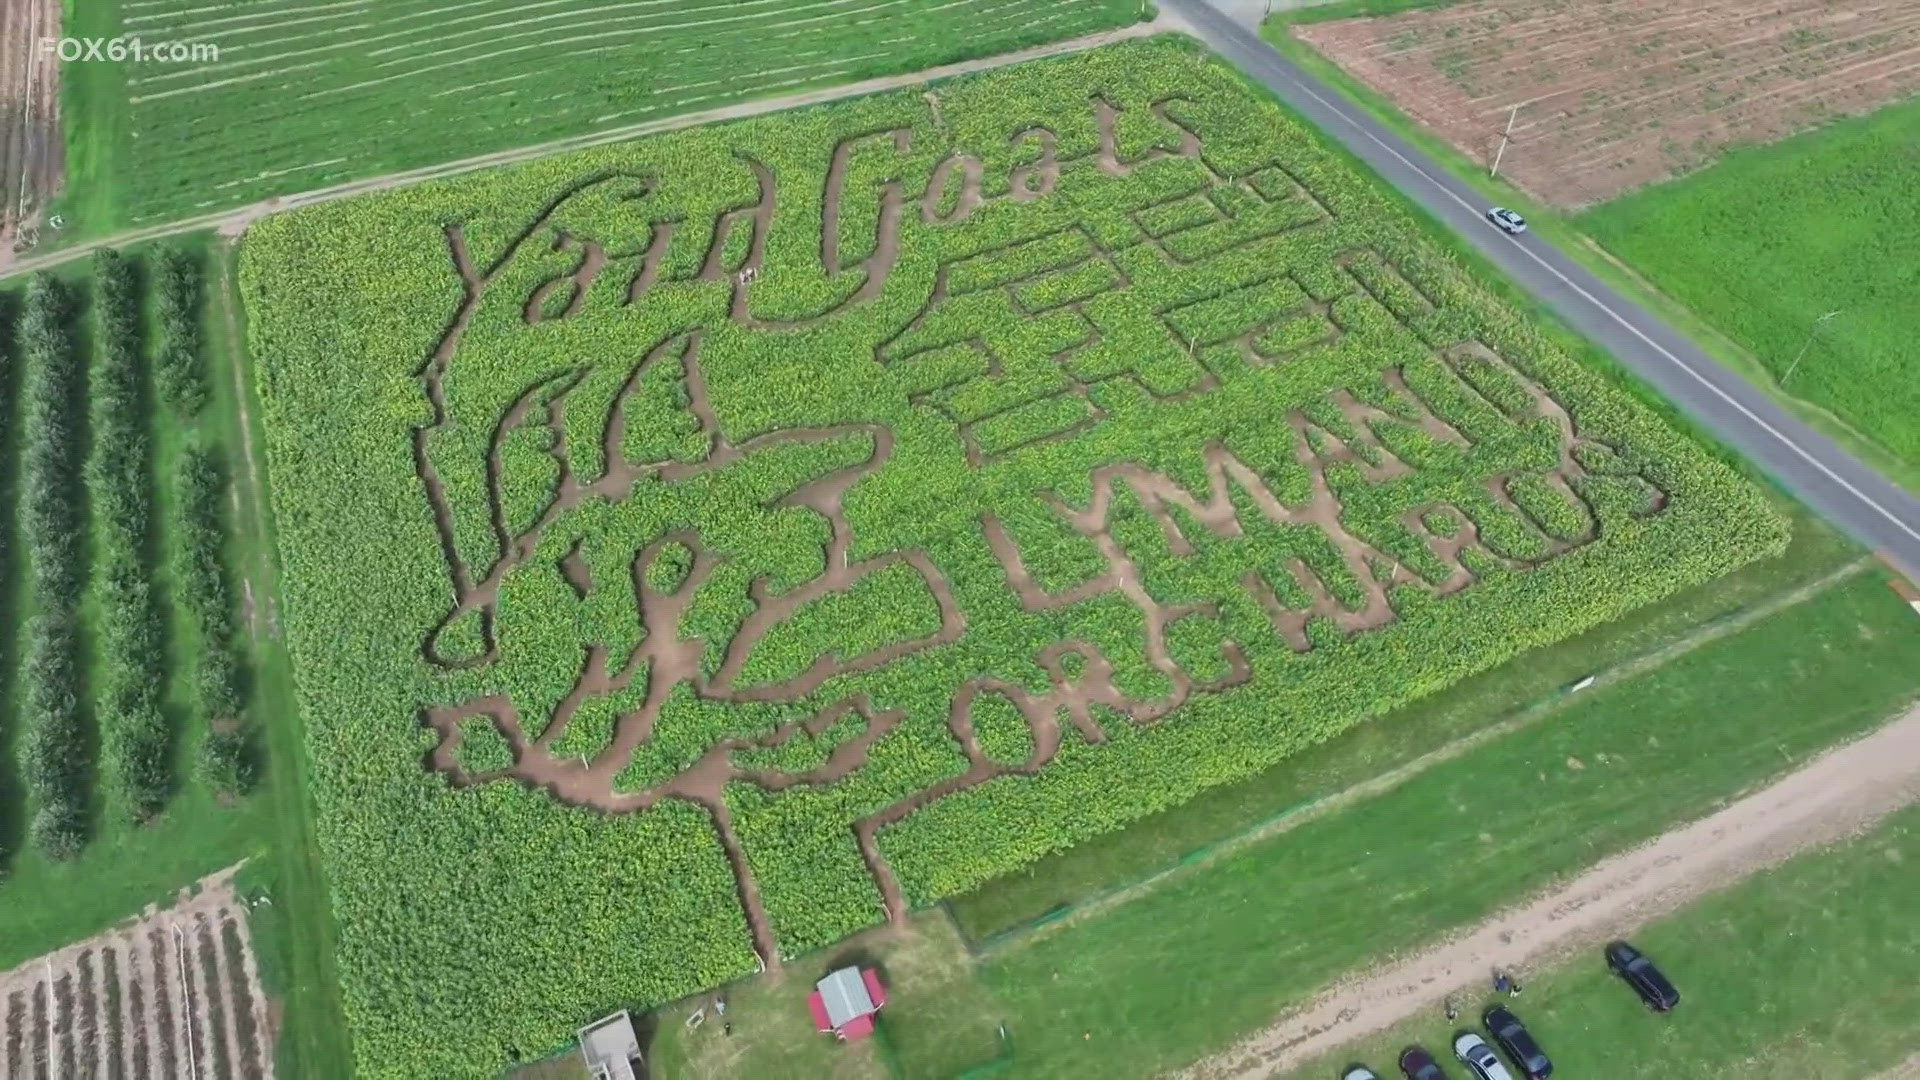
[4,245,251,863]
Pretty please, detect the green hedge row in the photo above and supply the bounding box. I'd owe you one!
[174,440,253,796]
[18,273,89,858]
[155,246,209,416]
[89,250,175,821]
[241,39,1785,1076]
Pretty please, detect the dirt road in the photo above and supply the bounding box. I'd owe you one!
[1177,705,1920,1079]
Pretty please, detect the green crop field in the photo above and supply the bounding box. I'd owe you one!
[63,0,1143,234]
[241,37,1784,1076]
[1581,96,1920,481]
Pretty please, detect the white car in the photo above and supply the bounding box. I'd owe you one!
[1341,1067,1381,1080]
[1487,206,1527,234]
[1455,1032,1516,1080]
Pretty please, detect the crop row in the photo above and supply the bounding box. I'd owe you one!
[240,39,1784,1076]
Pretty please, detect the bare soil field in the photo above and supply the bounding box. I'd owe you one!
[1296,0,1920,206]
[0,865,275,1079]
[0,0,60,265]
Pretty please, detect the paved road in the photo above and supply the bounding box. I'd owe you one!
[1164,0,1920,579]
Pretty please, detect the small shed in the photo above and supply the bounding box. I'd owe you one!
[808,965,888,1040]
[577,1010,643,1080]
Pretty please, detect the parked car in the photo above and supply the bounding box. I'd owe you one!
[1452,1032,1514,1080]
[1342,1066,1381,1080]
[1486,207,1527,234]
[1400,1044,1451,1079]
[1483,1007,1553,1079]
[1607,940,1681,1011]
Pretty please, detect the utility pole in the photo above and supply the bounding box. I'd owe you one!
[1490,104,1520,179]
[1782,309,1842,385]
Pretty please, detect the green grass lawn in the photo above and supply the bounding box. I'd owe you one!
[949,496,1858,944]
[972,570,1920,1078]
[1288,801,1920,1079]
[1579,99,1920,479]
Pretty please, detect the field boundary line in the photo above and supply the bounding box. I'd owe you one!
[975,555,1874,956]
[0,19,1168,283]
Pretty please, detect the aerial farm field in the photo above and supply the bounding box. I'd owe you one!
[0,231,357,1076]
[241,36,1784,1076]
[1582,98,1920,479]
[1293,0,1920,207]
[0,867,274,1080]
[61,0,1143,233]
[0,242,256,869]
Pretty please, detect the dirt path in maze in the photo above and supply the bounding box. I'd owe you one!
[0,19,1172,283]
[1177,703,1920,1079]
[0,0,62,269]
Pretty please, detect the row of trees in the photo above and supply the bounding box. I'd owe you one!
[156,246,210,416]
[158,247,256,797]
[90,250,176,821]
[19,273,90,858]
[6,245,253,860]
[176,440,255,796]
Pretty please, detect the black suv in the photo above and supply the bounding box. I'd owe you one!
[1400,1045,1450,1079]
[1483,1007,1552,1079]
[1606,940,1681,1011]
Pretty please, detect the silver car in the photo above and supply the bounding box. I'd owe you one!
[1454,1032,1515,1080]
[1342,1067,1382,1080]
[1487,207,1527,234]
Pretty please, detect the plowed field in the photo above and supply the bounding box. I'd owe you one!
[0,0,61,264]
[1296,0,1920,206]
[0,867,274,1080]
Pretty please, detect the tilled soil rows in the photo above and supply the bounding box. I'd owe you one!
[1296,0,1920,206]
[0,865,274,1079]
[0,0,62,265]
